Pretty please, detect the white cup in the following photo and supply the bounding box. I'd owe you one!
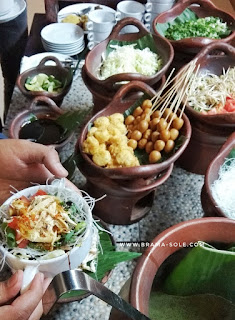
[87,41,99,51]
[144,12,154,23]
[144,13,158,32]
[87,9,117,33]
[87,30,111,42]
[0,183,93,292]
[116,0,146,33]
[0,0,14,16]
[145,2,175,13]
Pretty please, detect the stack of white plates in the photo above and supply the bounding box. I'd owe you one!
[41,23,85,56]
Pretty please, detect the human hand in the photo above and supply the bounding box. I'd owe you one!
[0,139,80,204]
[0,270,47,320]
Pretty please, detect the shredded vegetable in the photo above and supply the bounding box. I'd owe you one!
[165,16,231,40]
[25,73,63,92]
[98,44,162,80]
[211,157,235,220]
[186,67,235,114]
[0,188,91,260]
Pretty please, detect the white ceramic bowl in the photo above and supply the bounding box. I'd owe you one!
[0,182,93,291]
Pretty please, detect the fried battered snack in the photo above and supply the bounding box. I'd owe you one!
[83,113,139,168]
[61,14,88,29]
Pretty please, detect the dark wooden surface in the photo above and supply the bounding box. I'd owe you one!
[25,14,48,56]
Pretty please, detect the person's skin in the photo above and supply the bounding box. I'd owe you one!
[0,139,81,319]
[0,139,79,204]
[0,270,47,320]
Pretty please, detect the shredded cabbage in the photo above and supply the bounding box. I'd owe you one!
[98,44,162,80]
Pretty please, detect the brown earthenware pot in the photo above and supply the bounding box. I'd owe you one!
[82,65,166,114]
[9,96,73,150]
[177,42,235,175]
[109,217,235,319]
[17,56,73,104]
[84,17,174,91]
[76,81,191,224]
[153,0,235,70]
[201,131,235,218]
[153,0,235,54]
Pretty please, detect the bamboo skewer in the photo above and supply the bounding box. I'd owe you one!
[148,60,198,127]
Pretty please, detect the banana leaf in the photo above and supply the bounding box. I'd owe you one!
[162,241,235,302]
[225,148,235,166]
[155,8,198,37]
[123,94,150,119]
[106,33,158,55]
[59,228,141,300]
[149,292,235,320]
[55,109,91,136]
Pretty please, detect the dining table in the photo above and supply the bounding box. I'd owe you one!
[1,3,230,319]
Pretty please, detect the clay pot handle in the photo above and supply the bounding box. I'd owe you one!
[123,163,174,193]
[195,41,235,60]
[180,0,216,10]
[38,56,64,69]
[109,17,149,40]
[28,96,64,114]
[109,81,157,105]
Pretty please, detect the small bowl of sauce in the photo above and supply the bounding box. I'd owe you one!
[9,96,74,150]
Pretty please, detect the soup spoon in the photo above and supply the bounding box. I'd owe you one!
[43,269,150,320]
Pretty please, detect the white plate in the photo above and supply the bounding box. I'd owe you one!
[41,23,84,45]
[0,0,26,24]
[58,3,115,20]
[41,39,85,50]
[20,52,82,79]
[42,37,84,48]
[42,43,85,56]
[58,3,116,32]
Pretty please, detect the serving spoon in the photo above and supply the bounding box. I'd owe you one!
[43,269,150,320]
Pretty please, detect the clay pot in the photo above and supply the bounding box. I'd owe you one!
[82,65,166,114]
[109,217,235,319]
[84,17,174,91]
[17,56,73,104]
[201,132,235,218]
[153,0,235,70]
[9,96,74,150]
[76,81,191,225]
[177,42,235,175]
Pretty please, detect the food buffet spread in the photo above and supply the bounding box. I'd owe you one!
[0,0,235,319]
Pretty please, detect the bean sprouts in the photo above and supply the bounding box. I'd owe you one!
[186,67,235,113]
